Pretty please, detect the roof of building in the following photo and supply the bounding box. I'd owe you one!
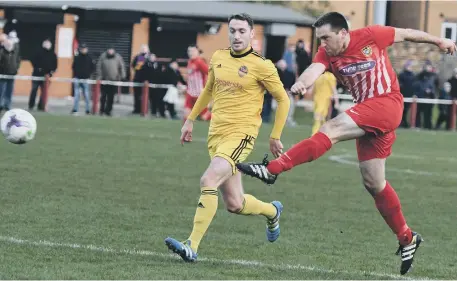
[1,1,315,26]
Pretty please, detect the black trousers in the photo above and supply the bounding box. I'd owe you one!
[149,88,166,117]
[28,80,46,110]
[133,83,142,113]
[435,106,451,130]
[416,103,433,129]
[401,102,411,128]
[100,84,117,115]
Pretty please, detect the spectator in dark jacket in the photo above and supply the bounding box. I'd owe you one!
[414,62,437,129]
[131,44,150,114]
[295,39,311,76]
[140,53,166,117]
[162,60,185,119]
[448,68,457,100]
[435,82,452,130]
[398,60,416,128]
[28,39,57,111]
[0,37,20,112]
[72,43,94,114]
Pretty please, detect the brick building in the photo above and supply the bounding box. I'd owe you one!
[0,1,315,98]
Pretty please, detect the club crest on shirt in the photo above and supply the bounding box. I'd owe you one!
[238,65,248,77]
[361,45,372,57]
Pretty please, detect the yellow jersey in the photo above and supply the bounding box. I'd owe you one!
[188,47,289,139]
[313,72,337,102]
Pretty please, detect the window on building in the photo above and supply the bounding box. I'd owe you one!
[441,22,457,42]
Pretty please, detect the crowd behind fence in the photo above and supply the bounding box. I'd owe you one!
[0,73,455,131]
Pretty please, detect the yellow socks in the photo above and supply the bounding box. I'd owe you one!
[312,119,323,136]
[188,187,218,252]
[238,194,277,219]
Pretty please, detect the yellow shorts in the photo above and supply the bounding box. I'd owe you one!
[208,132,256,174]
[314,98,331,119]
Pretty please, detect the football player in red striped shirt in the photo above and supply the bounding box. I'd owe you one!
[237,12,456,275]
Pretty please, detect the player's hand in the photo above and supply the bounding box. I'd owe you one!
[180,119,194,145]
[269,138,283,158]
[437,38,457,55]
[291,81,307,96]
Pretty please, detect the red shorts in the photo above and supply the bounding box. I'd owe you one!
[184,93,211,120]
[345,93,404,162]
[184,93,199,110]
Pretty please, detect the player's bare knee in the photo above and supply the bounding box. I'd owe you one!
[318,120,338,144]
[225,198,244,213]
[360,169,385,196]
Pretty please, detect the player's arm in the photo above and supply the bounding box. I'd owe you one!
[186,62,214,121]
[394,28,442,44]
[369,25,456,55]
[291,47,328,96]
[297,63,326,90]
[260,61,290,140]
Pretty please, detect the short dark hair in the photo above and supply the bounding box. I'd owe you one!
[228,13,254,29]
[313,12,349,32]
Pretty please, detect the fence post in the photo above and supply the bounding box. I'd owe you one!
[451,98,457,131]
[141,81,149,117]
[92,80,101,115]
[42,75,50,111]
[409,96,417,129]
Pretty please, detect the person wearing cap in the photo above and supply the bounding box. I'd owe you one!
[72,43,95,115]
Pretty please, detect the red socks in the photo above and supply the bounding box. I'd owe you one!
[375,181,412,245]
[267,132,333,174]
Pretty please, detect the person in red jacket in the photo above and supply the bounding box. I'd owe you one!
[184,45,211,121]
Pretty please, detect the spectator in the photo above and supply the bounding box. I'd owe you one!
[96,46,125,116]
[435,82,452,130]
[139,53,166,117]
[295,39,311,76]
[131,44,149,114]
[72,43,95,115]
[276,59,297,126]
[282,44,296,74]
[414,62,437,129]
[0,34,20,112]
[448,68,457,100]
[398,60,416,128]
[162,60,186,119]
[28,39,57,111]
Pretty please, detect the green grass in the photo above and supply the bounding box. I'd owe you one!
[0,113,456,279]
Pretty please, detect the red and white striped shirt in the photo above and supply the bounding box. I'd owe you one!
[314,25,400,103]
[186,57,209,97]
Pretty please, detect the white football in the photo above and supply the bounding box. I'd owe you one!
[1,109,37,144]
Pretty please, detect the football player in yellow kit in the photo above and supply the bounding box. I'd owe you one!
[165,13,290,262]
[311,71,338,135]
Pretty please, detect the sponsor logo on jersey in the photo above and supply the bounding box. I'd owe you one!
[338,61,376,76]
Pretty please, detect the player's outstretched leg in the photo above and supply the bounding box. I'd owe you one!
[360,158,423,275]
[219,172,284,242]
[165,158,226,261]
[237,113,364,184]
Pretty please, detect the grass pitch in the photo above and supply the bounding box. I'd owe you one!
[0,113,456,279]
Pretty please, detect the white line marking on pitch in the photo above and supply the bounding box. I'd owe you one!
[328,154,457,179]
[0,235,426,280]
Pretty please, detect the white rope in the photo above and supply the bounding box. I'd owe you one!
[335,93,456,105]
[0,74,172,89]
[0,74,455,105]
